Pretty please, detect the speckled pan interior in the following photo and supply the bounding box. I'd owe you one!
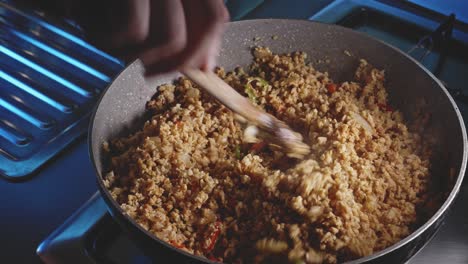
[89,19,467,263]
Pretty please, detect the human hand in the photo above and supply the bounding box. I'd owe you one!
[70,0,229,75]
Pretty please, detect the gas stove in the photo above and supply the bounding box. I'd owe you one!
[1,1,467,264]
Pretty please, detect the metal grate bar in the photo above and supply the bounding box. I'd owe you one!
[0,118,30,146]
[12,30,110,82]
[0,2,125,179]
[0,69,72,113]
[0,97,51,129]
[0,45,92,97]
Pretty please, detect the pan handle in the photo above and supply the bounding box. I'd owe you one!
[37,192,155,264]
[37,192,113,264]
[407,14,468,104]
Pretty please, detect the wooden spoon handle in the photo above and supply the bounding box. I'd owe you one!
[183,68,310,158]
[182,69,272,126]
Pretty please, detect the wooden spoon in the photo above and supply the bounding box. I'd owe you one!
[183,68,310,158]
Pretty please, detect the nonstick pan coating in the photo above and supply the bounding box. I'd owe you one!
[90,19,467,263]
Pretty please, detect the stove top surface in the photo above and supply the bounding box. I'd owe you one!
[1,0,468,263]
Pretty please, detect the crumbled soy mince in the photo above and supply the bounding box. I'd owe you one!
[104,47,433,263]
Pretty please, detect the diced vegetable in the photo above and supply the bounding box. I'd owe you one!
[326,83,337,93]
[244,125,259,143]
[247,77,269,88]
[378,103,393,112]
[244,77,269,103]
[276,104,286,114]
[244,84,257,103]
[205,221,222,252]
[235,145,242,160]
[250,141,267,153]
[170,240,185,249]
[350,112,373,134]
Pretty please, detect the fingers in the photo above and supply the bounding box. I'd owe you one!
[201,30,222,71]
[143,0,229,75]
[109,0,150,48]
[73,0,229,75]
[138,0,188,74]
[178,0,229,70]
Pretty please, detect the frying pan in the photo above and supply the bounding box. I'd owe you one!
[89,19,467,263]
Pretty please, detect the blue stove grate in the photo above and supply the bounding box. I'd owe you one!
[0,2,124,180]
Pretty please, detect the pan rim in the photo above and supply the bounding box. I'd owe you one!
[89,18,468,263]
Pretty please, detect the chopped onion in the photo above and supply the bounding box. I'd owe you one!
[244,125,259,143]
[350,112,373,134]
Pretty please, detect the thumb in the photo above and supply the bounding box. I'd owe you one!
[200,26,223,71]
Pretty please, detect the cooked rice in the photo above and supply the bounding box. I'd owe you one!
[103,47,433,263]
